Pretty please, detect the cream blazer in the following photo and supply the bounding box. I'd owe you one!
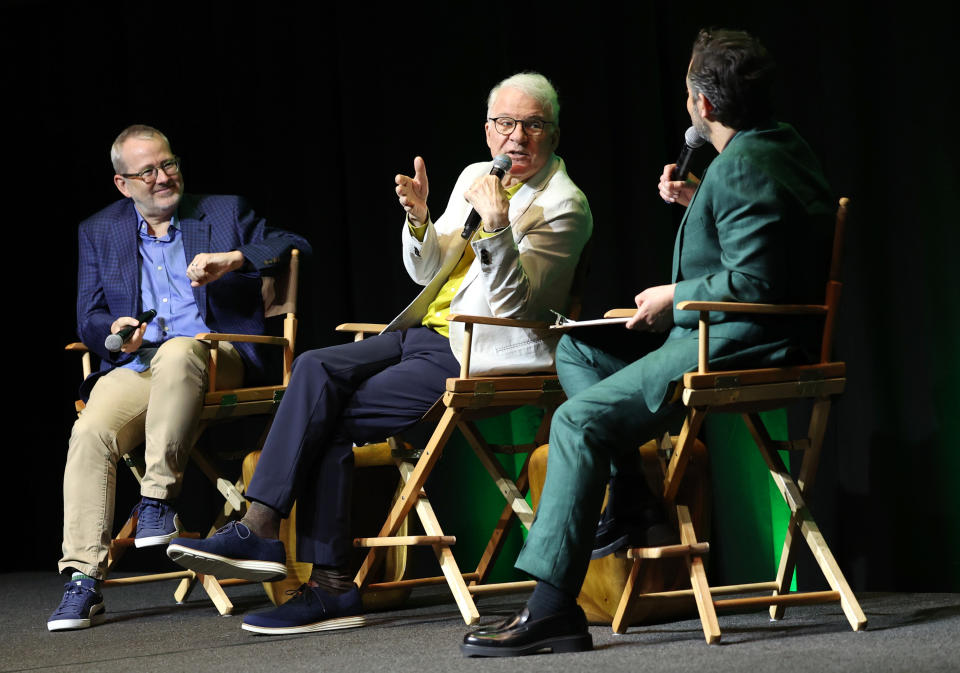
[384,155,592,375]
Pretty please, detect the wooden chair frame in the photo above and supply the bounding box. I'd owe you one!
[65,250,301,615]
[339,241,591,625]
[609,199,866,643]
[339,315,562,625]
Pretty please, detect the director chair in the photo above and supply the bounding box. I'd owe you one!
[65,249,301,615]
[609,198,866,643]
[342,245,591,626]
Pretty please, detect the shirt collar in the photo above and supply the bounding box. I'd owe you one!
[136,208,180,237]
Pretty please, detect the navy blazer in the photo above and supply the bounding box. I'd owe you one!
[76,194,311,399]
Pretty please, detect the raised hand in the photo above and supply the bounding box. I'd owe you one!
[395,156,430,225]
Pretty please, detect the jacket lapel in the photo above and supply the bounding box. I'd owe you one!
[117,201,140,313]
[178,196,210,320]
[461,155,561,289]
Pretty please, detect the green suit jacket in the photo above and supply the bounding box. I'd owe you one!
[639,122,834,411]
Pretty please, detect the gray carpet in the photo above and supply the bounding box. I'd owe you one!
[4,572,959,673]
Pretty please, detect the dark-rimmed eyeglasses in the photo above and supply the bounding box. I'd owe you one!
[121,157,181,184]
[488,117,554,137]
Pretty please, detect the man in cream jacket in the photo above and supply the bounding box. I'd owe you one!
[167,71,592,635]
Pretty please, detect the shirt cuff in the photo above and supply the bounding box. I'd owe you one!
[407,217,430,242]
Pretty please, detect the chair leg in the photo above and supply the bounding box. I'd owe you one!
[678,504,721,644]
[664,408,706,502]
[397,462,480,625]
[763,400,831,619]
[459,421,535,529]
[611,556,643,634]
[472,458,530,585]
[198,573,235,616]
[354,407,460,589]
[174,574,197,604]
[745,415,867,632]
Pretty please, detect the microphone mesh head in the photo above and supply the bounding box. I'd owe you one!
[104,333,124,352]
[684,126,707,148]
[492,154,512,173]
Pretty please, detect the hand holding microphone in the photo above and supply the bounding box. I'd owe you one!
[105,309,157,353]
[461,154,512,239]
[672,126,706,181]
[660,126,705,206]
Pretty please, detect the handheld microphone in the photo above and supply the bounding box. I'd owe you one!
[671,126,707,181]
[105,309,157,352]
[461,154,513,239]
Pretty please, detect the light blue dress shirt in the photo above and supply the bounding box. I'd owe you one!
[123,210,210,372]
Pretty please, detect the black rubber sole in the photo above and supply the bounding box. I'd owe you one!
[460,633,593,657]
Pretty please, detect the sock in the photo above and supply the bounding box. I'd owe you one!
[308,565,355,595]
[526,579,576,619]
[240,501,281,540]
[70,571,101,592]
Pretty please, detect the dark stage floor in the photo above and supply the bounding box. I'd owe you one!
[4,571,959,673]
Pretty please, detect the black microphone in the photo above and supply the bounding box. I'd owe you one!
[461,154,513,239]
[671,126,707,181]
[105,309,157,352]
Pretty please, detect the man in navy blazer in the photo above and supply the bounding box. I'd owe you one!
[49,125,309,632]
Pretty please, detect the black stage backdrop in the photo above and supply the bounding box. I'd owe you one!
[3,1,956,592]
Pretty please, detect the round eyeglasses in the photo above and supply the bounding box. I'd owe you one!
[488,117,554,137]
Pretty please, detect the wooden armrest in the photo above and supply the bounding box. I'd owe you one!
[676,301,827,315]
[603,309,636,319]
[194,333,289,346]
[446,313,551,329]
[65,342,89,352]
[336,323,387,334]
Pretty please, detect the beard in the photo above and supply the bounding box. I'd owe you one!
[690,106,711,143]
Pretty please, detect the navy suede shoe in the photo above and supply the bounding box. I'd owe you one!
[47,578,105,632]
[133,498,182,548]
[242,585,365,635]
[167,521,287,581]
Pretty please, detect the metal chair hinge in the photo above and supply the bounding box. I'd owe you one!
[469,381,497,408]
[714,375,740,389]
[541,379,563,393]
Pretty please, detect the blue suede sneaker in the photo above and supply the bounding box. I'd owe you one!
[47,578,105,631]
[242,585,365,635]
[133,498,183,548]
[166,521,287,581]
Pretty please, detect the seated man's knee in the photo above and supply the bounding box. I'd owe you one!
[151,337,209,373]
[291,348,328,376]
[68,415,123,463]
[556,334,581,368]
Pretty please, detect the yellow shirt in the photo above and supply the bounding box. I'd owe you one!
[412,182,523,337]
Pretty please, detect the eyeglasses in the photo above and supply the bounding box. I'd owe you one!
[488,117,554,137]
[121,157,181,184]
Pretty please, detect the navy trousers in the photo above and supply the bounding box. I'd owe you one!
[245,327,460,567]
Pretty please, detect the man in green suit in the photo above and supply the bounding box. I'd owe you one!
[461,28,835,657]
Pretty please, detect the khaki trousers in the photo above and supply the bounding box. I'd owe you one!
[59,337,244,578]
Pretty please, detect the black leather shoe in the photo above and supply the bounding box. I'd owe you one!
[591,510,679,560]
[460,606,592,657]
[591,517,645,560]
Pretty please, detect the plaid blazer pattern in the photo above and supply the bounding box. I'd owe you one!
[76,194,310,398]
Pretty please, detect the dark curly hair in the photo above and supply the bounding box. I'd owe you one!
[687,28,776,130]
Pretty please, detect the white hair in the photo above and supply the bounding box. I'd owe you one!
[486,72,560,126]
[110,124,171,173]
